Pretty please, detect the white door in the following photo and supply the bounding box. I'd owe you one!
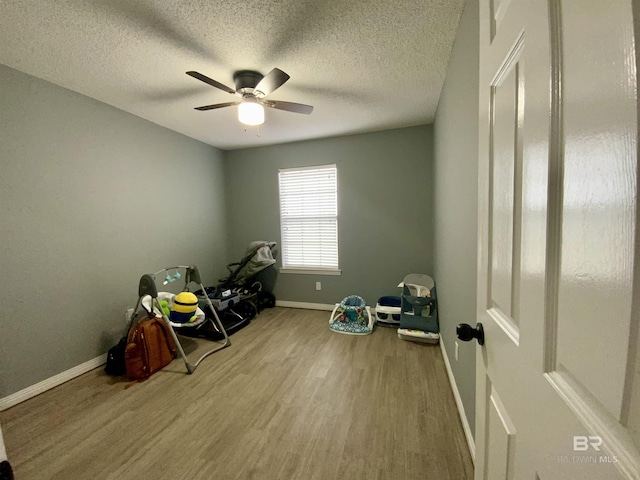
[474,0,640,478]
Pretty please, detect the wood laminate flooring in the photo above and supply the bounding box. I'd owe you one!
[1,307,474,479]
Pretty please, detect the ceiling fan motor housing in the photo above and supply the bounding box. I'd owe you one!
[233,70,264,94]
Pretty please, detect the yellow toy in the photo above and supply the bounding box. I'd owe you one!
[170,292,199,323]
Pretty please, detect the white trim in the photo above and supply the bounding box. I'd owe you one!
[276,300,336,311]
[439,340,476,462]
[0,424,6,462]
[279,268,342,276]
[278,163,337,173]
[0,354,107,411]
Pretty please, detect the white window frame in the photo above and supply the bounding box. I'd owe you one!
[278,164,341,275]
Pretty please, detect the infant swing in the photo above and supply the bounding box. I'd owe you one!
[131,265,230,374]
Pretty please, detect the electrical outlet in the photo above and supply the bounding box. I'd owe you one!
[315,282,322,291]
[455,342,459,362]
[125,308,134,323]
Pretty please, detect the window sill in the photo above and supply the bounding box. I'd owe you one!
[279,268,342,276]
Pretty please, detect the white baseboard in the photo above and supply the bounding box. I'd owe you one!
[276,300,336,311]
[0,425,6,463]
[440,339,476,463]
[0,354,107,411]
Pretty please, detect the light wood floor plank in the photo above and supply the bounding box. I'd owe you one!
[1,307,473,479]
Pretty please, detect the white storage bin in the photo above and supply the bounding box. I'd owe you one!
[375,296,401,326]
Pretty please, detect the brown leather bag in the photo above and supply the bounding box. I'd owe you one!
[125,317,177,381]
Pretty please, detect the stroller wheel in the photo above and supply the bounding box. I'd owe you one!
[234,300,257,321]
[258,292,276,310]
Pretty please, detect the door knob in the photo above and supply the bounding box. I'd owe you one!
[456,323,485,345]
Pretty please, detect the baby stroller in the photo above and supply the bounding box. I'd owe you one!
[219,241,278,310]
[190,241,279,339]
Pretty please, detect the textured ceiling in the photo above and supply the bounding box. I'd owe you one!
[0,0,465,150]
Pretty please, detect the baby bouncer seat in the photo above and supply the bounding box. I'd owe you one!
[329,295,374,335]
[132,265,230,374]
[397,273,440,344]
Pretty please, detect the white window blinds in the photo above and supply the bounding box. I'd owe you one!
[279,165,339,270]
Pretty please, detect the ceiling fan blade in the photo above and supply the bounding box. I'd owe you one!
[186,71,236,95]
[264,100,314,115]
[254,68,290,96]
[194,101,240,111]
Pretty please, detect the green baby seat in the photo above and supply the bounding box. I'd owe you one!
[329,295,374,335]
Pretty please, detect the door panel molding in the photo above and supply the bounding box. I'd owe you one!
[488,31,525,340]
[488,306,520,345]
[542,0,565,375]
[545,369,640,477]
[486,384,517,479]
[553,0,636,422]
[491,0,514,41]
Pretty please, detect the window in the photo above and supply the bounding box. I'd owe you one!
[278,164,340,274]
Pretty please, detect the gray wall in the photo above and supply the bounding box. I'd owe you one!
[432,0,479,437]
[0,65,228,398]
[224,126,433,306]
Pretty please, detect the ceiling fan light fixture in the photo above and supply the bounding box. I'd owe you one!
[238,98,264,126]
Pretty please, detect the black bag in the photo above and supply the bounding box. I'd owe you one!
[0,460,14,480]
[104,337,127,376]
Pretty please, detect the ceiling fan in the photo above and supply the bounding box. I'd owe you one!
[186,68,314,126]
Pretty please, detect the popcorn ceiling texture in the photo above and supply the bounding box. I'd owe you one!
[0,0,465,150]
